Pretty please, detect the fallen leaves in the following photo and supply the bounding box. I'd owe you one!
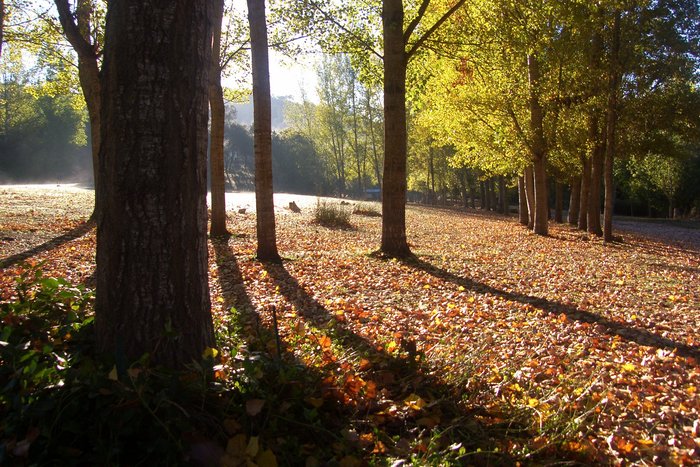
[2,187,700,464]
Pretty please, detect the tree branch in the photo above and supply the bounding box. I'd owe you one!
[307,0,383,60]
[406,0,468,59]
[403,0,431,44]
[53,0,95,60]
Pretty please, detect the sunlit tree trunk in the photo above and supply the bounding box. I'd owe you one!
[248,0,280,262]
[96,0,214,368]
[209,0,229,238]
[524,166,535,229]
[518,175,528,225]
[381,0,411,257]
[587,119,604,236]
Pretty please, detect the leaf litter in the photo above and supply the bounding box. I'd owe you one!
[1,187,699,464]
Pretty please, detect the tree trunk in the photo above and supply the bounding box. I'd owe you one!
[568,176,580,225]
[524,165,535,229]
[578,155,590,231]
[55,0,101,216]
[468,172,476,209]
[480,181,487,210]
[603,10,621,243]
[528,54,548,236]
[588,119,604,236]
[0,0,4,57]
[248,0,280,262]
[209,0,229,238]
[499,176,507,214]
[380,0,411,257]
[518,175,528,225]
[554,180,563,223]
[96,0,214,368]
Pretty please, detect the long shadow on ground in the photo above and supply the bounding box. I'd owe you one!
[0,220,95,269]
[402,256,700,362]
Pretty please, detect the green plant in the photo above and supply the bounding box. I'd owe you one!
[313,199,352,229]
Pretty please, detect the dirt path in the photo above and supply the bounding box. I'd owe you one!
[614,217,700,251]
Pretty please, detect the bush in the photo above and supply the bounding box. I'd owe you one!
[313,199,352,229]
[352,202,382,217]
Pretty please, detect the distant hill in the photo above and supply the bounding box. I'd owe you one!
[230,95,293,131]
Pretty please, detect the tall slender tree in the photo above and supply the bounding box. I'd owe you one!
[209,0,229,238]
[248,0,281,262]
[54,0,102,216]
[96,0,215,367]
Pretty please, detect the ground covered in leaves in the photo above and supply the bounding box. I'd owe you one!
[1,186,699,465]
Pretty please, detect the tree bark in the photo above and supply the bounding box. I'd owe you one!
[96,0,214,368]
[0,0,5,57]
[248,0,281,262]
[518,175,528,225]
[209,0,229,238]
[524,165,535,229]
[603,10,621,243]
[499,176,507,214]
[588,118,604,236]
[568,176,580,225]
[380,0,411,257]
[554,180,563,223]
[578,155,590,231]
[528,54,548,235]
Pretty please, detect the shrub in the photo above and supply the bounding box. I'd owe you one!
[313,199,352,229]
[352,202,382,217]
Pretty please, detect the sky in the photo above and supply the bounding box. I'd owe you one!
[267,50,319,102]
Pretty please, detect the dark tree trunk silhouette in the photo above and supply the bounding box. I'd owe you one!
[96,0,214,368]
[209,0,229,238]
[248,0,281,262]
[568,176,580,225]
[528,54,548,236]
[578,155,591,231]
[554,180,563,223]
[604,10,621,243]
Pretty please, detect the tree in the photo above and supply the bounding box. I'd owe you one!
[54,0,103,216]
[248,0,281,262]
[95,0,215,368]
[209,0,229,238]
[0,0,4,57]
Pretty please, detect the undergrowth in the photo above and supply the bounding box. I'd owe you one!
[313,199,352,229]
[1,265,608,465]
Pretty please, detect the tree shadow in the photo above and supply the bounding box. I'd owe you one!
[0,220,95,269]
[401,256,700,362]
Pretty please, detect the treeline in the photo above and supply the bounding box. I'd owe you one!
[0,52,91,183]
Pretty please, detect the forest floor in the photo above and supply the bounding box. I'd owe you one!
[1,185,699,465]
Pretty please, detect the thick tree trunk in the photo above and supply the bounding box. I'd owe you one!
[603,11,621,243]
[568,176,580,225]
[578,155,591,231]
[96,0,214,368]
[209,0,229,238]
[380,0,411,257]
[518,175,528,225]
[528,54,548,236]
[248,0,280,261]
[554,180,563,223]
[524,165,535,229]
